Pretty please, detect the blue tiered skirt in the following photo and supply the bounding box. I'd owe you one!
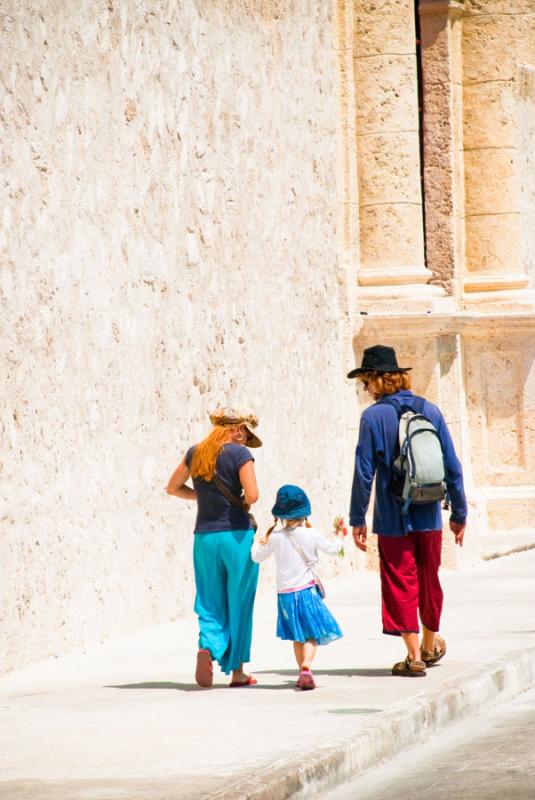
[277,586,343,646]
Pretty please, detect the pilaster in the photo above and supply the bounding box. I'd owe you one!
[353,0,447,312]
[461,2,535,311]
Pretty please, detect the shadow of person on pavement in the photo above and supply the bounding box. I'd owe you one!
[255,667,392,678]
[106,680,296,691]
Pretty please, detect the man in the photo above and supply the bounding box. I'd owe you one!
[348,345,467,676]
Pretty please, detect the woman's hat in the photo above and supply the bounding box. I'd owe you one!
[271,484,311,519]
[346,344,412,379]
[209,406,262,448]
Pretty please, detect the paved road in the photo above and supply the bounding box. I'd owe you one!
[324,686,535,800]
[1,549,534,799]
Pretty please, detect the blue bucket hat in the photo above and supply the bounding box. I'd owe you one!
[272,485,311,520]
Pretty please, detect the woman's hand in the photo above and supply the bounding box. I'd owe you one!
[239,461,259,506]
[166,458,196,500]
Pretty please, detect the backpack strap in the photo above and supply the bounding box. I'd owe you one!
[381,394,426,417]
[381,395,427,532]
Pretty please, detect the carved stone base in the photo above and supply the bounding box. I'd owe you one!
[351,311,535,568]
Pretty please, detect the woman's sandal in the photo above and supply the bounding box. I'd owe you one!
[195,649,213,688]
[392,656,427,677]
[229,674,258,687]
[421,635,446,666]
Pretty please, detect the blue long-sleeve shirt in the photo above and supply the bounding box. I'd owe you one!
[349,390,467,536]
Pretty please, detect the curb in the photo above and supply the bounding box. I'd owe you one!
[483,542,535,561]
[203,645,535,800]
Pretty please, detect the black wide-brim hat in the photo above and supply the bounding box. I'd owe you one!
[347,344,412,379]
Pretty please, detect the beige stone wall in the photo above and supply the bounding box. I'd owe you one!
[519,64,535,289]
[0,0,358,673]
[462,0,535,297]
[353,0,427,286]
[349,1,535,557]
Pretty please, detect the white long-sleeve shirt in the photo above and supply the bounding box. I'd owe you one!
[251,525,343,593]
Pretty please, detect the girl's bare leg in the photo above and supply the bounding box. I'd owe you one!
[293,642,304,668]
[301,639,317,670]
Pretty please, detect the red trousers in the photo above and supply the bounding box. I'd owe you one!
[378,530,443,635]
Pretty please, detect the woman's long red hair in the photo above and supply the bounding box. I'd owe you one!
[190,426,235,481]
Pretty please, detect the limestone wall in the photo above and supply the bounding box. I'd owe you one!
[462,0,535,296]
[0,0,357,674]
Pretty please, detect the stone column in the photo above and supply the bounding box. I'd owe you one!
[418,0,465,299]
[353,0,445,310]
[461,1,535,309]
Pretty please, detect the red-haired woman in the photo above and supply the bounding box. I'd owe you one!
[166,407,261,688]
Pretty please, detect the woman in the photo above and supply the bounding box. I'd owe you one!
[166,406,262,688]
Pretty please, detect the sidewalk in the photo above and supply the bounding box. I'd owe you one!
[1,549,534,800]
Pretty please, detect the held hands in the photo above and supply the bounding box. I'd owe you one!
[352,525,367,552]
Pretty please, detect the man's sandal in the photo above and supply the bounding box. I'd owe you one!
[421,635,446,666]
[392,656,427,677]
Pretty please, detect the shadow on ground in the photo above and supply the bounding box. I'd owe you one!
[255,668,392,678]
[106,680,296,691]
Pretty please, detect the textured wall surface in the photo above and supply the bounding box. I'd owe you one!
[0,0,357,673]
[354,0,425,279]
[519,64,535,288]
[462,0,535,285]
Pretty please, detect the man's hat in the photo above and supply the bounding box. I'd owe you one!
[347,344,412,379]
[271,485,311,520]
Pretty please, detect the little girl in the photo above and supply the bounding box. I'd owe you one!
[251,484,343,690]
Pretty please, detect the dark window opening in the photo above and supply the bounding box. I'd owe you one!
[414,0,427,268]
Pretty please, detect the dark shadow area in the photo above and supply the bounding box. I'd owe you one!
[106,680,296,692]
[107,681,217,692]
[255,667,392,678]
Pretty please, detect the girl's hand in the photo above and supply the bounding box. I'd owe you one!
[333,516,349,556]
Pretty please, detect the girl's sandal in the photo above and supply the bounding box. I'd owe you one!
[392,656,427,677]
[421,635,446,666]
[297,669,316,690]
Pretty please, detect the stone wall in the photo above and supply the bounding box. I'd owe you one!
[351,0,535,562]
[0,0,357,674]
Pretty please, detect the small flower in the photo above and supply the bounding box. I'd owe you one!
[333,516,348,537]
[333,516,348,557]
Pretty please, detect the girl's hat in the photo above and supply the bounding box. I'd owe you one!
[208,406,262,448]
[272,485,311,519]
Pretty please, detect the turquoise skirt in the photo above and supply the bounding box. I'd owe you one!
[193,529,258,675]
[277,586,343,646]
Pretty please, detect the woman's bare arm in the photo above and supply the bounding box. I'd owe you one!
[166,458,196,500]
[239,460,259,506]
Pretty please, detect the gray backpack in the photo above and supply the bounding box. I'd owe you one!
[383,397,448,515]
